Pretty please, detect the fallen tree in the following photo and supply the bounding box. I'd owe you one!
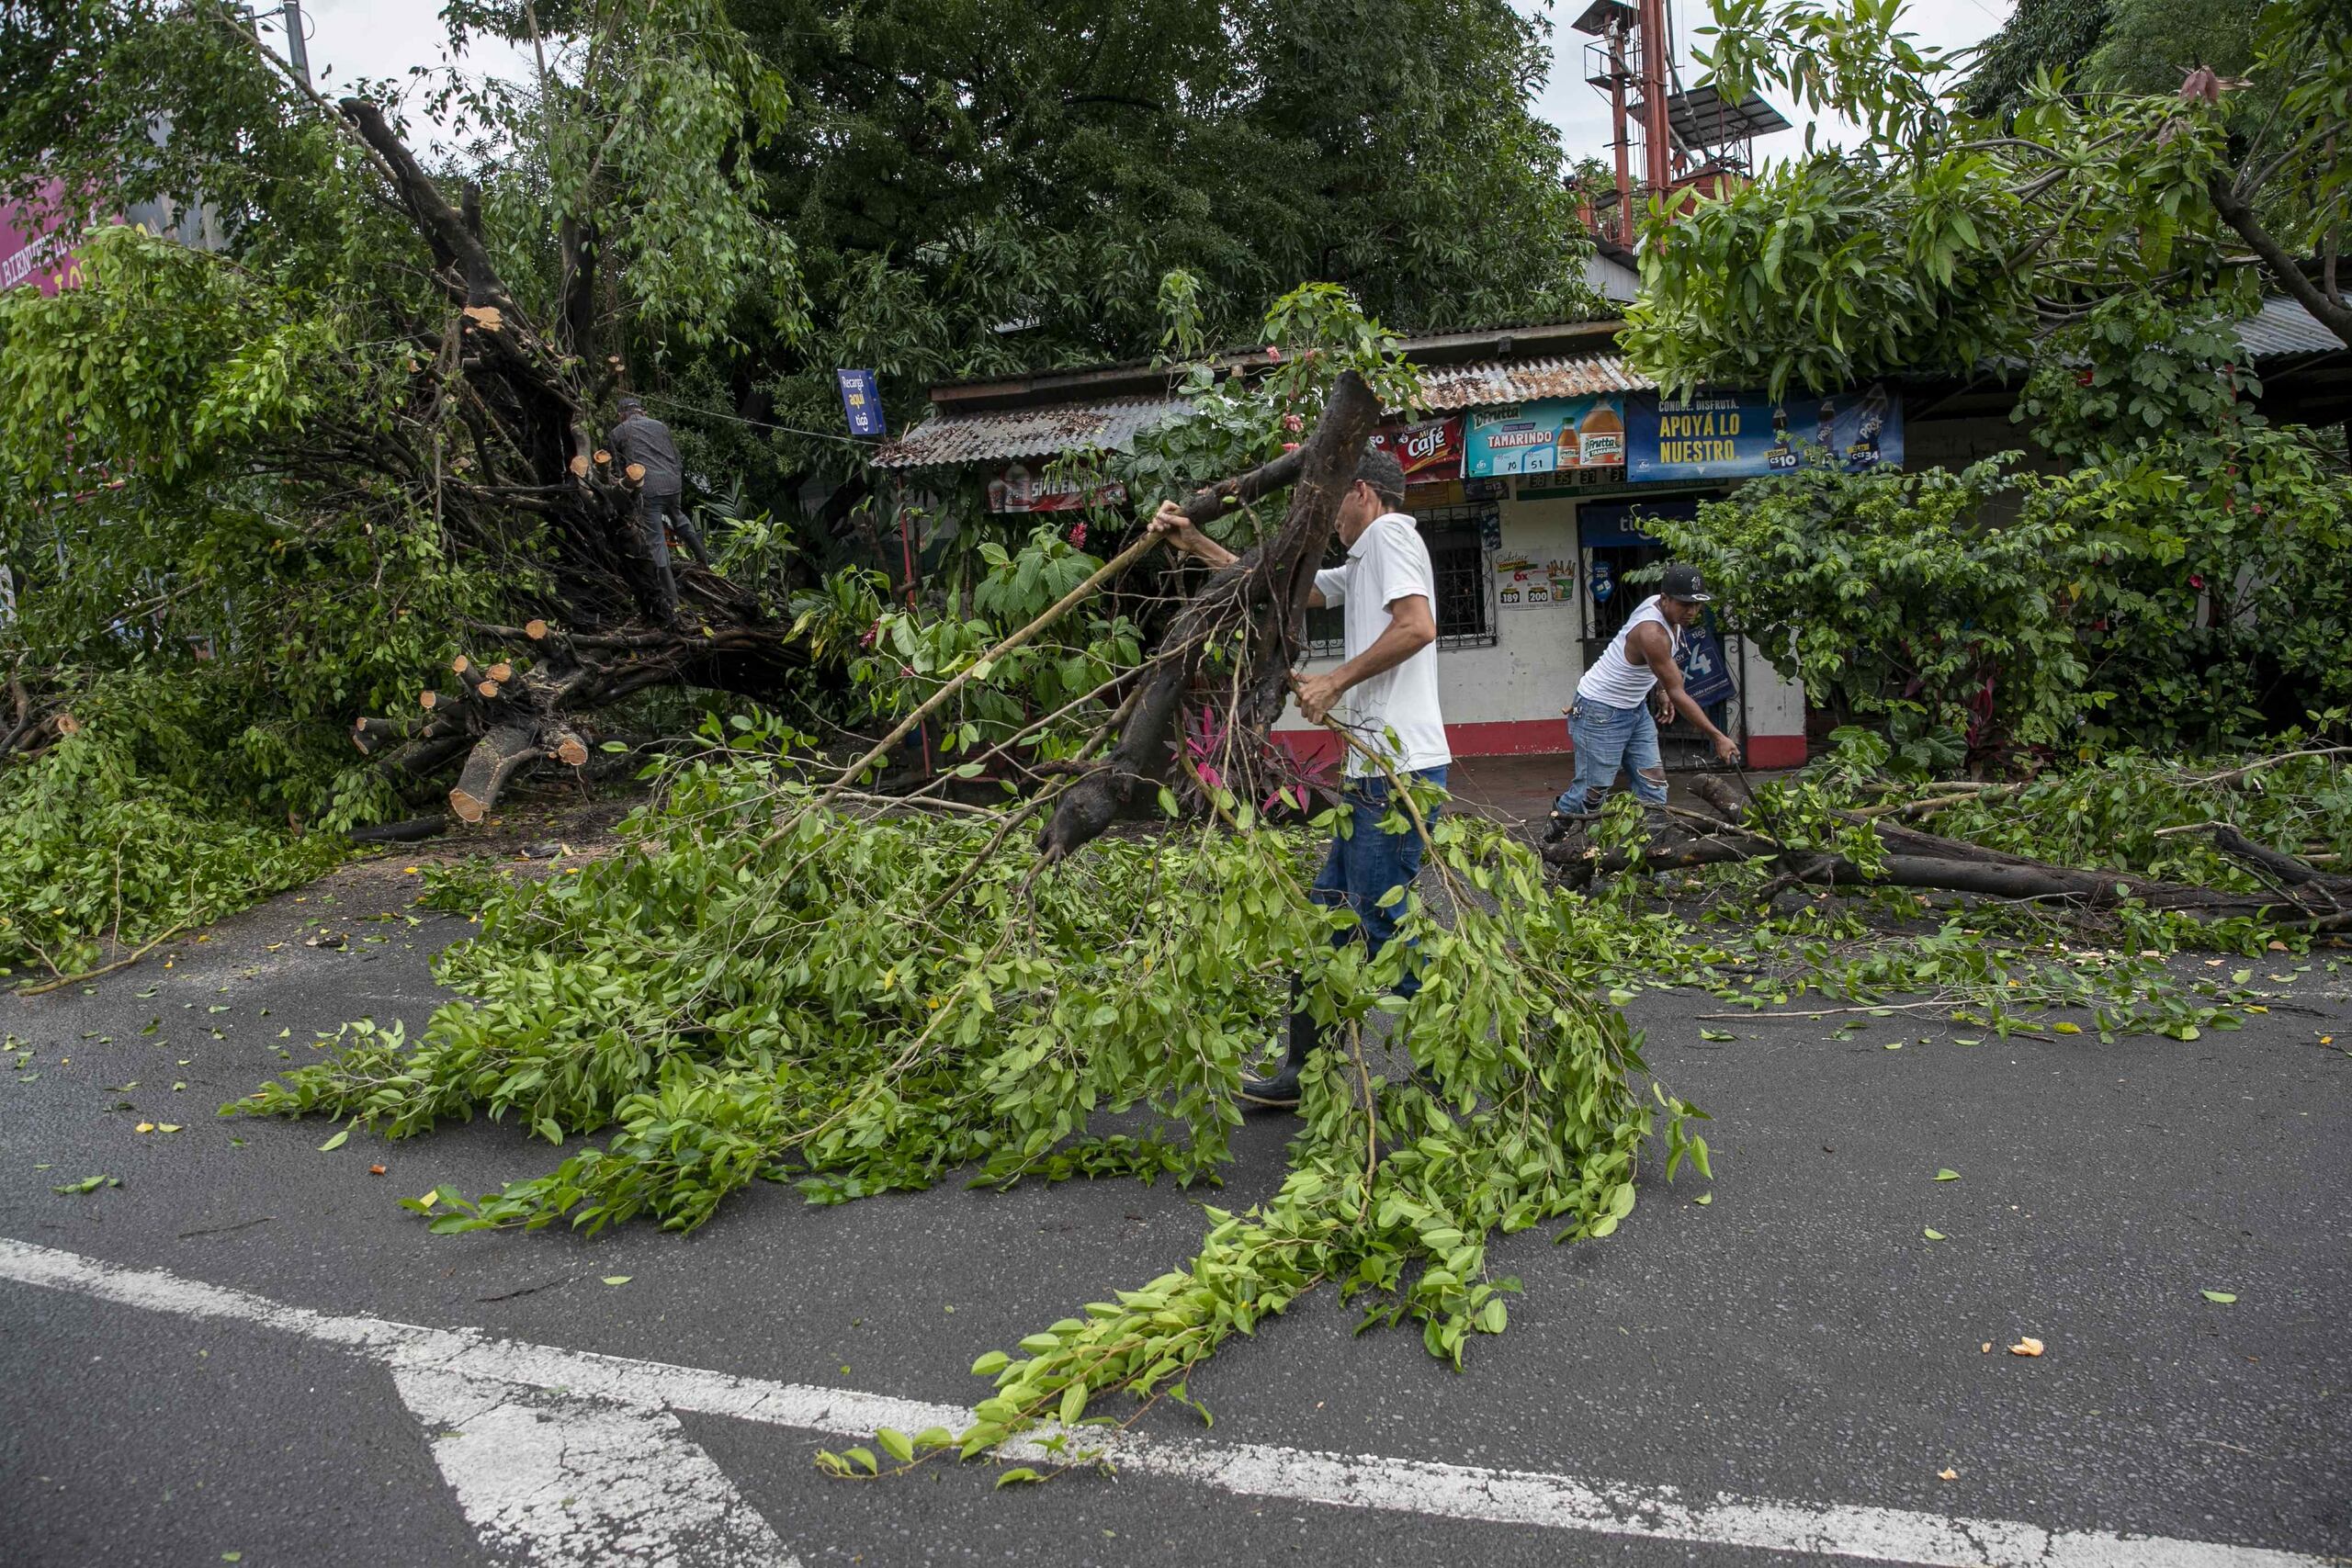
[223,344,2341,1474]
[1545,764,2352,932]
[0,0,822,832]
[1038,373,1379,859]
[321,95,817,824]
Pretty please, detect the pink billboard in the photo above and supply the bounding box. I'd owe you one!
[1,184,77,295]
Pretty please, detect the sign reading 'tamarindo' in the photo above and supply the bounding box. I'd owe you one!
[1463,396,1625,477]
[1625,384,1903,483]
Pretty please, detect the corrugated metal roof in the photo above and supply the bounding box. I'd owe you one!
[874,395,1194,469]
[1416,352,1653,412]
[878,311,2343,469]
[879,352,1653,468]
[2239,296,2342,359]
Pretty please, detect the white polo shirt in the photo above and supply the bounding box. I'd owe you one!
[1311,512,1452,779]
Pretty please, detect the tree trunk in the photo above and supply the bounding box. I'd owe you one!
[1037,378,1378,861]
[1544,773,2351,929]
[333,96,825,824]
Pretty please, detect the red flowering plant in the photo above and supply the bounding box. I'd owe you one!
[1180,705,1337,818]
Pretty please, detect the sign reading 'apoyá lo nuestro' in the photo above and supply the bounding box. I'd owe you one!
[834,368,886,437]
[1624,384,1903,483]
[1367,416,1463,486]
[1464,396,1625,477]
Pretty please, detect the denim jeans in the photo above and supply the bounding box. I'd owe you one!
[1312,766,1448,998]
[1553,698,1665,814]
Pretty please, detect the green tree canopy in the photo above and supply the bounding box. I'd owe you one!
[597,0,1604,477]
[1623,0,2350,399]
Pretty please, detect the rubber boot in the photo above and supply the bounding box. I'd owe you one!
[1238,976,1326,1110]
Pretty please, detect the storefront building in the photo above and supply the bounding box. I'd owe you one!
[875,321,1895,774]
[876,301,2347,775]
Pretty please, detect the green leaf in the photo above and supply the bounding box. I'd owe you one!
[317,1128,349,1152]
[876,1427,915,1463]
[2200,1290,2236,1303]
[1692,1192,1713,1206]
[970,1350,1012,1377]
[601,1275,632,1286]
[1922,1227,1946,1241]
[995,1467,1042,1488]
[846,1447,878,1475]
[1934,1168,1960,1181]
[1058,1382,1087,1427]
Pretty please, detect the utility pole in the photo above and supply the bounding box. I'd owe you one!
[274,0,312,88]
[1637,0,1670,196]
[1608,15,1635,243]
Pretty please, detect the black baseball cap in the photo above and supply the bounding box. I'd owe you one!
[1661,563,1713,603]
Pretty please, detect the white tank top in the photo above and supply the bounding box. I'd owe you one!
[1577,594,1680,708]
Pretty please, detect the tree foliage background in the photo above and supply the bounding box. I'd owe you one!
[1619,0,2352,765]
[0,0,1603,980]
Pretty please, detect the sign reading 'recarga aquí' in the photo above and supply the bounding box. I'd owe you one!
[1624,384,1903,483]
[1463,396,1625,477]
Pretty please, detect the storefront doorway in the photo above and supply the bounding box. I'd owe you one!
[1576,497,1738,765]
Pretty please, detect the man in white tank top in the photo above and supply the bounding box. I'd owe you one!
[1553,563,1739,820]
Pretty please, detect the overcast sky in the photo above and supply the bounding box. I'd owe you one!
[1519,0,2012,160]
[281,0,2015,168]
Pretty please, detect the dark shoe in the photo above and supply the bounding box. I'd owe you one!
[1237,976,1324,1111]
[1236,1062,1304,1109]
[1544,808,1594,844]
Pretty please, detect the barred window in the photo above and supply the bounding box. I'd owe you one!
[1306,503,1498,659]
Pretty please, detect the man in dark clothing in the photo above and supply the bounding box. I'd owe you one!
[607,396,711,621]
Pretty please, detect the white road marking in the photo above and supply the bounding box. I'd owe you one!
[394,1363,799,1568]
[1,1237,2330,1568]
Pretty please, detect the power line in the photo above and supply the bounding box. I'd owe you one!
[635,392,877,447]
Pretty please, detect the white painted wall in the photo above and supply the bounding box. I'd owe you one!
[1439,494,1584,726]
[1272,491,1808,750]
[1736,633,1807,739]
[1273,495,1584,740]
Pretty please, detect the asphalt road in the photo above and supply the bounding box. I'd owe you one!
[4,868,2347,1568]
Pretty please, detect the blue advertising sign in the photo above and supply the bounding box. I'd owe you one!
[1678,626,1736,708]
[835,368,886,438]
[1463,395,1624,477]
[1625,384,1901,484]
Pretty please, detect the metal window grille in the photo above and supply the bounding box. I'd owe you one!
[1306,504,1499,659]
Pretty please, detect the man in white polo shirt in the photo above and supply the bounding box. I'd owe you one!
[1150,446,1449,1108]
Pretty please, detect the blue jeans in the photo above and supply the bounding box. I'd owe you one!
[1312,766,1447,998]
[1553,698,1665,814]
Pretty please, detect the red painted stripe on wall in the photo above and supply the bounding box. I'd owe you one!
[1272,724,1806,766]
